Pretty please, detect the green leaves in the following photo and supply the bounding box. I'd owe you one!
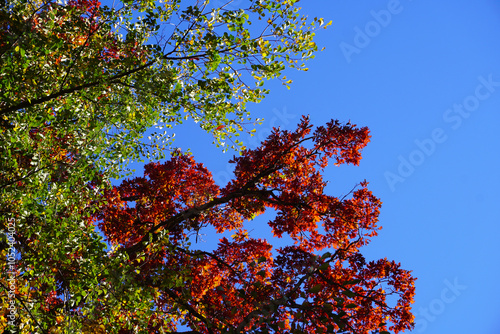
[0,0,335,332]
[341,289,356,298]
[308,283,323,293]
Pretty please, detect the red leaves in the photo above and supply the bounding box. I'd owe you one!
[97,155,219,246]
[68,0,101,17]
[221,116,376,251]
[93,116,415,333]
[313,119,371,167]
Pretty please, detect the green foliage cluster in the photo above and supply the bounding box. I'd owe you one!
[0,0,330,331]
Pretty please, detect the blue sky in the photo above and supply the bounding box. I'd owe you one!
[125,1,500,332]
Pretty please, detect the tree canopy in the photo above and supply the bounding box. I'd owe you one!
[0,0,327,266]
[0,0,415,333]
[92,116,415,333]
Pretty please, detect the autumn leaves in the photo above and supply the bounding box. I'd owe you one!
[95,116,415,333]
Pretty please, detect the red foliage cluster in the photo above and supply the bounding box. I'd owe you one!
[68,0,101,18]
[97,155,219,247]
[95,116,415,333]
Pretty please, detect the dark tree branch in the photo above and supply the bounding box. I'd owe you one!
[163,289,215,334]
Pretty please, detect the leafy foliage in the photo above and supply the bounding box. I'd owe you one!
[89,116,415,333]
[1,0,326,327]
[0,0,415,332]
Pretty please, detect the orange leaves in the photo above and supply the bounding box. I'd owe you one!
[68,0,101,17]
[220,116,377,252]
[97,155,220,246]
[184,238,275,328]
[312,119,371,167]
[92,116,415,333]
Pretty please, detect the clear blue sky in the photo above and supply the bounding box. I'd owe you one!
[126,1,500,332]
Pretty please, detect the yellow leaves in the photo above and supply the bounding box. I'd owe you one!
[257,38,270,49]
[81,320,106,334]
[0,315,7,331]
[314,17,332,28]
[74,36,87,46]
[231,229,248,242]
[25,0,46,11]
